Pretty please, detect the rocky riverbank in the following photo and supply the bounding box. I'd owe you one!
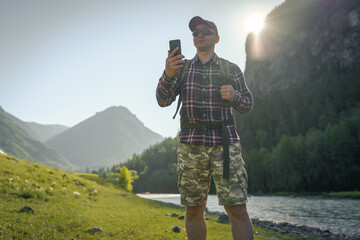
[149,198,359,239]
[250,218,358,240]
[205,209,359,240]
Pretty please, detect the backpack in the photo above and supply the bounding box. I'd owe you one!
[172,57,234,119]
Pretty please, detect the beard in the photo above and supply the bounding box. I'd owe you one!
[197,45,214,52]
[194,37,217,53]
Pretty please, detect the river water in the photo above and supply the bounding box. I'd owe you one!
[137,194,360,237]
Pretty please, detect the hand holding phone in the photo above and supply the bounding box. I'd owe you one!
[169,39,182,56]
[165,39,184,79]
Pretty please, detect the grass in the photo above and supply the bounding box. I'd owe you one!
[326,191,360,198]
[272,191,360,198]
[0,154,320,239]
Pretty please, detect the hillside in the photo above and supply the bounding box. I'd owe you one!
[46,106,164,171]
[0,154,186,239]
[0,154,295,239]
[0,106,69,142]
[0,113,75,171]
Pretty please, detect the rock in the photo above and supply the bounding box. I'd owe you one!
[245,0,360,96]
[218,214,230,224]
[18,205,34,213]
[88,227,102,233]
[178,215,185,220]
[171,213,179,217]
[172,225,181,233]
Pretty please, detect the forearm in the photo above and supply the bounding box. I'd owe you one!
[156,72,177,107]
[230,70,254,113]
[230,89,253,113]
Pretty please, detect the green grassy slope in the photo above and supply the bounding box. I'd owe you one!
[0,114,74,171]
[0,154,316,239]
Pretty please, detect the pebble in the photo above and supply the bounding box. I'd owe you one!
[88,227,102,233]
[218,214,230,224]
[18,205,34,213]
[172,225,181,233]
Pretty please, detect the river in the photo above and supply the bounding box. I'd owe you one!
[137,194,360,238]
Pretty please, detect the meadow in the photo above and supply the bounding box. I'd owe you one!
[0,154,319,239]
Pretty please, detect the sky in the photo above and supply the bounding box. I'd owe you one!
[0,0,284,138]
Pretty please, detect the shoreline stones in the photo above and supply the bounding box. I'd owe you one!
[250,218,359,240]
[204,209,358,240]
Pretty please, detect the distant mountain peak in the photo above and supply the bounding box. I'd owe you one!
[98,105,129,114]
[46,106,164,171]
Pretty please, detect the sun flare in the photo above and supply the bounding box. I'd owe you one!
[245,12,266,34]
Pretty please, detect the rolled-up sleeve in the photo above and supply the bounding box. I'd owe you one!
[156,71,178,107]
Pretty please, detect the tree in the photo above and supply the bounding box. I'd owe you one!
[118,166,138,191]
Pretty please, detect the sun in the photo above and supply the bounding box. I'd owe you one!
[244,12,266,34]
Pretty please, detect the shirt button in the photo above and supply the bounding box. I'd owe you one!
[203,88,206,91]
[203,113,206,117]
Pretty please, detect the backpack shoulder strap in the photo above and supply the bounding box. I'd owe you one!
[218,57,237,88]
[218,57,230,77]
[173,59,190,119]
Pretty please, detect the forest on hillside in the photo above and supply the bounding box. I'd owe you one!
[104,67,360,194]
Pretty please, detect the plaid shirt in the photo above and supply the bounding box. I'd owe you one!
[156,54,253,146]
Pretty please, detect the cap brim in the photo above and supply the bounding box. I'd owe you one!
[189,16,218,34]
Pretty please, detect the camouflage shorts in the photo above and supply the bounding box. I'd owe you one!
[177,142,248,207]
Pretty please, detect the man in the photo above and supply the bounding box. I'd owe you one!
[156,16,254,240]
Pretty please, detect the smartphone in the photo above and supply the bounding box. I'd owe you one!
[169,39,182,56]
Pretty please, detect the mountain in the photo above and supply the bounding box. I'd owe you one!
[46,106,164,171]
[0,106,69,142]
[238,0,360,152]
[232,0,360,193]
[25,122,68,142]
[244,0,360,96]
[0,111,75,171]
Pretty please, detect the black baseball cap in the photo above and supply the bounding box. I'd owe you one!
[189,16,218,34]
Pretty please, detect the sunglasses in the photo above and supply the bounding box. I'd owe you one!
[192,29,216,37]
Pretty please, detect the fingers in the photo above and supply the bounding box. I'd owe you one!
[167,57,184,69]
[169,47,180,57]
[220,85,236,102]
[165,49,184,79]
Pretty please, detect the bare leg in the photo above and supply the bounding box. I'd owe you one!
[224,204,254,240]
[185,203,207,240]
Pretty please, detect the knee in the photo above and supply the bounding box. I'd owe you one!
[224,204,250,223]
[186,204,206,221]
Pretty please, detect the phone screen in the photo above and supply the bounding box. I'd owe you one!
[169,39,181,56]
